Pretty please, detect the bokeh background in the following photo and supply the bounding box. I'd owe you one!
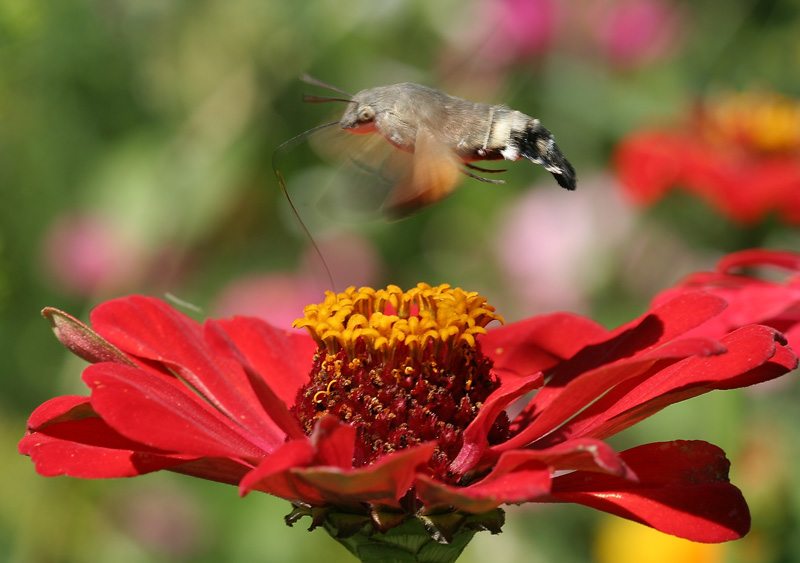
[2,0,799,561]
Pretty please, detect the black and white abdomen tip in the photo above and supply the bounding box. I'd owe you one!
[517,120,577,191]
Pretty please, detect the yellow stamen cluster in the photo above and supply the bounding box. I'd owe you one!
[293,283,504,359]
[703,91,800,154]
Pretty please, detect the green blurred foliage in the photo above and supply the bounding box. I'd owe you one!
[2,0,799,561]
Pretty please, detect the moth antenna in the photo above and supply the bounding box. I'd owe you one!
[302,93,355,104]
[272,122,340,290]
[300,74,353,99]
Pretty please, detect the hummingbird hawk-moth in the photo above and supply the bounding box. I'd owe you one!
[274,75,577,221]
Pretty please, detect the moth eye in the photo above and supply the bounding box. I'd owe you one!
[357,106,376,122]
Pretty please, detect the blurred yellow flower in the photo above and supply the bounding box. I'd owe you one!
[594,516,726,563]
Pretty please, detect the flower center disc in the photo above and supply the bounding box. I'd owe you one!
[701,91,800,154]
[291,283,510,482]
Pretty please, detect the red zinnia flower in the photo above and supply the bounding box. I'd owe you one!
[20,282,797,561]
[615,91,800,224]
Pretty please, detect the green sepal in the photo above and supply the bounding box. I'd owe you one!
[328,515,476,563]
[285,504,505,563]
[371,507,408,534]
[42,307,135,366]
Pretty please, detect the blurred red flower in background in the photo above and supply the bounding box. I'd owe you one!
[615,91,800,224]
[19,278,796,548]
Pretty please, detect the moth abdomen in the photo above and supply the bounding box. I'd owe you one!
[452,105,517,161]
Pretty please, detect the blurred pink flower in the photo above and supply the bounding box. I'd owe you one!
[494,173,635,316]
[436,0,563,91]
[302,232,382,292]
[110,485,207,558]
[589,0,686,67]
[41,211,145,296]
[213,234,381,328]
[479,0,563,65]
[443,0,685,79]
[212,273,322,330]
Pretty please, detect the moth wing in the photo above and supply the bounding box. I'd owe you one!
[275,124,462,226]
[277,124,406,223]
[319,132,418,221]
[381,128,463,221]
[309,123,394,170]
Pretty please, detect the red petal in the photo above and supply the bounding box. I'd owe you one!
[483,296,727,458]
[521,438,635,478]
[718,248,800,274]
[19,417,195,478]
[308,415,358,468]
[556,325,795,443]
[90,296,205,360]
[425,439,635,514]
[450,372,542,474]
[238,439,317,499]
[680,152,768,224]
[496,333,725,452]
[481,313,608,379]
[549,441,750,543]
[237,417,358,499]
[84,363,267,459]
[537,292,726,399]
[417,453,552,513]
[24,395,95,432]
[214,315,316,405]
[91,296,296,448]
[204,320,305,443]
[242,439,436,507]
[169,457,252,486]
[712,328,796,389]
[295,444,435,506]
[653,250,800,352]
[725,285,800,327]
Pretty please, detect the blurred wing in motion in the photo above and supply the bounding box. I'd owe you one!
[382,128,463,220]
[276,124,466,224]
[308,125,409,220]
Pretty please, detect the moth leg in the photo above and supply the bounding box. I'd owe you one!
[461,165,507,185]
[461,168,506,186]
[465,162,507,174]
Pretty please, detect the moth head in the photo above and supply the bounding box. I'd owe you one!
[340,100,377,133]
